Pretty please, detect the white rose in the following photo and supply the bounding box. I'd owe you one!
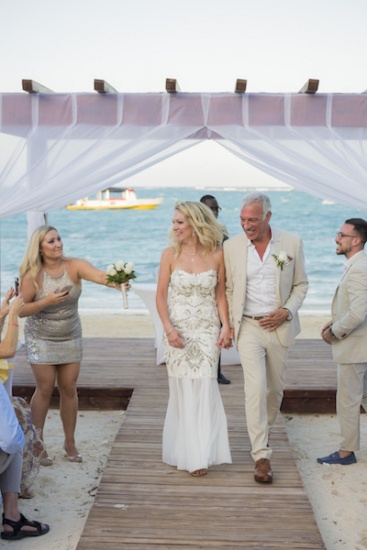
[278,251,288,262]
[124,262,134,275]
[106,264,116,276]
[115,260,125,271]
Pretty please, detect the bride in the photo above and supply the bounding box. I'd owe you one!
[156,201,232,477]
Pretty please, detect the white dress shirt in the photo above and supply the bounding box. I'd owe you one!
[0,383,24,455]
[243,239,277,317]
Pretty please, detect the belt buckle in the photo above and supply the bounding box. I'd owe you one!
[244,314,264,321]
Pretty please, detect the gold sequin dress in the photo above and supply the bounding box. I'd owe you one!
[24,270,82,364]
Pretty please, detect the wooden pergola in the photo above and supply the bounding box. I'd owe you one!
[20,77,320,94]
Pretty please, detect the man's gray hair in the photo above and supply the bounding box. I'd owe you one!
[242,192,272,218]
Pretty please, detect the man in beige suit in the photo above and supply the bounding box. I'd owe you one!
[318,218,367,466]
[224,193,308,483]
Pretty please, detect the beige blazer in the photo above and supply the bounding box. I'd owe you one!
[224,229,308,347]
[330,251,367,364]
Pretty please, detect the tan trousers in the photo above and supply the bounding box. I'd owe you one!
[237,317,289,461]
[337,362,367,451]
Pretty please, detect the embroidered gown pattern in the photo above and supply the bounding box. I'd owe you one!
[162,269,232,472]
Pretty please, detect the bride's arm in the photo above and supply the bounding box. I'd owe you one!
[156,248,185,349]
[215,249,232,348]
[156,248,173,335]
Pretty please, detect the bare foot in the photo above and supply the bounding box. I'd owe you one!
[39,450,53,467]
[190,469,208,477]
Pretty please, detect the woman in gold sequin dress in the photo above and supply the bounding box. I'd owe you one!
[156,202,232,477]
[19,226,120,466]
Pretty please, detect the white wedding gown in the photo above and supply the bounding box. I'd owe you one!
[162,269,232,472]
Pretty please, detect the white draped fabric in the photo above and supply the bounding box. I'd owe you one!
[1,92,367,223]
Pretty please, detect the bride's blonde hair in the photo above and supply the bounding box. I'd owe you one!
[169,201,224,257]
[19,225,64,290]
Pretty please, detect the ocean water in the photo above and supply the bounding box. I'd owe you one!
[0,187,364,314]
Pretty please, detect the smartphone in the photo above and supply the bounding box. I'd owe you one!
[60,285,72,294]
[14,277,19,296]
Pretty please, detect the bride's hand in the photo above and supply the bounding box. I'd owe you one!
[167,328,185,349]
[217,326,232,349]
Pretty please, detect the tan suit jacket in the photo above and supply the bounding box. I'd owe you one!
[331,251,367,364]
[224,229,308,347]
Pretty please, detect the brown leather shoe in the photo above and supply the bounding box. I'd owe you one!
[254,458,273,483]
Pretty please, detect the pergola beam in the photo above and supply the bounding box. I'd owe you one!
[94,79,118,93]
[235,79,247,93]
[22,79,54,93]
[299,79,319,94]
[166,78,181,93]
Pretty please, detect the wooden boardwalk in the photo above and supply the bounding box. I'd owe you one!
[13,338,332,549]
[12,338,337,413]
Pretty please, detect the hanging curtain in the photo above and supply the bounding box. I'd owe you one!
[208,94,367,210]
[1,91,367,224]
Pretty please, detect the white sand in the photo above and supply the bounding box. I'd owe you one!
[5,410,125,550]
[5,311,367,549]
[284,413,367,550]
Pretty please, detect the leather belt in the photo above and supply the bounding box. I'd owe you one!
[243,315,266,321]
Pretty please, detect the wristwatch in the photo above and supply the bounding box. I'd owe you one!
[283,308,293,321]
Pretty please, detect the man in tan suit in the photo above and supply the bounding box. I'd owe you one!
[224,193,308,483]
[318,218,367,466]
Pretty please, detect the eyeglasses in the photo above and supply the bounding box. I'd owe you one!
[210,206,222,212]
[336,232,357,239]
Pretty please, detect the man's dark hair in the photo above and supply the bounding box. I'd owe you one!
[200,194,216,203]
[345,218,367,243]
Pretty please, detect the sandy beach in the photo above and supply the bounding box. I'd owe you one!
[4,311,367,549]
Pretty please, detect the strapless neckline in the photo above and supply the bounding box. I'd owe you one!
[172,268,217,277]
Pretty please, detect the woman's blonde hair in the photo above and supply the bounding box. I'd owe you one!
[169,201,224,256]
[19,225,64,290]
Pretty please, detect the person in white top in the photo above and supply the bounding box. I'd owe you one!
[224,192,308,483]
[0,290,49,540]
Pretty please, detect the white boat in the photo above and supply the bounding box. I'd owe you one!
[66,187,163,211]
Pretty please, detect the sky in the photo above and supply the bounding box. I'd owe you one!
[1,0,366,188]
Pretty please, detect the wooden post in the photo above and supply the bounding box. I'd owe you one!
[165,78,181,93]
[94,79,118,93]
[235,79,247,93]
[299,79,319,94]
[22,80,54,93]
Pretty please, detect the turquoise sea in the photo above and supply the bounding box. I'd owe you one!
[0,187,365,314]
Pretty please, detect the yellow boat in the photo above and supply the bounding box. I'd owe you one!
[67,187,163,211]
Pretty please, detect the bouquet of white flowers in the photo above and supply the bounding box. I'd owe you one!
[106,260,137,308]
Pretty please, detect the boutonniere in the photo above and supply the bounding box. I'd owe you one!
[272,251,293,271]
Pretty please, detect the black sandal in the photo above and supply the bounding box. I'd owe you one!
[1,513,50,540]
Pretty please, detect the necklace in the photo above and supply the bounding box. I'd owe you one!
[182,251,200,262]
[43,261,64,277]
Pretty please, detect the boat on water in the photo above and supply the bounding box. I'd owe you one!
[66,187,163,211]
